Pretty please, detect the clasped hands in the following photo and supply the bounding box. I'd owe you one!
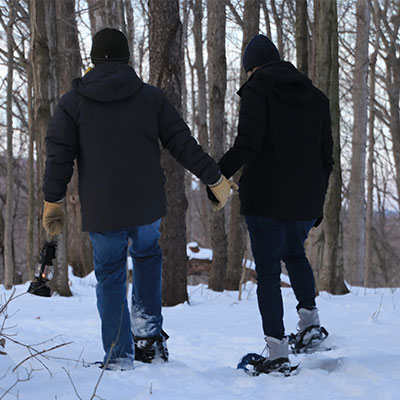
[207,175,238,212]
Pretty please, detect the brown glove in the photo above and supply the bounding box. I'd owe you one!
[42,201,64,236]
[208,175,239,212]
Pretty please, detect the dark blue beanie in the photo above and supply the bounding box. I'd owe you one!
[242,34,280,73]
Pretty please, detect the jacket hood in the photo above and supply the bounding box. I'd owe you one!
[240,61,313,105]
[72,63,143,103]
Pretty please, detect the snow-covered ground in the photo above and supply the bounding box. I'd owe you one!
[1,271,400,400]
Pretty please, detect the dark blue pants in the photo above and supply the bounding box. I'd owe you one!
[89,219,163,367]
[245,216,316,340]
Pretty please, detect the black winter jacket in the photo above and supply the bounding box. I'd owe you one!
[43,63,220,232]
[219,61,334,220]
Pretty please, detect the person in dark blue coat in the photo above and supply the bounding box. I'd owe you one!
[209,34,334,374]
[42,28,236,370]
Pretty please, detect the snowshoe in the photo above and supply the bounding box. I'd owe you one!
[289,325,329,354]
[237,353,298,377]
[134,330,169,363]
[89,360,133,371]
[238,336,298,376]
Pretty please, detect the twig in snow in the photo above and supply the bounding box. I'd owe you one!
[90,306,125,400]
[372,293,384,319]
[12,341,72,372]
[63,367,84,400]
[0,369,33,400]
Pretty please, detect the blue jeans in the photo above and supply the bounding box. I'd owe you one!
[245,216,316,340]
[89,219,163,367]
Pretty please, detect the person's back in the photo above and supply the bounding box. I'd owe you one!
[236,60,333,220]
[45,61,223,232]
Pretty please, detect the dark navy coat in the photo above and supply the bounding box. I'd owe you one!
[43,63,220,231]
[219,61,334,220]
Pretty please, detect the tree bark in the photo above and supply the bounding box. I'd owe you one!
[348,0,370,285]
[270,0,284,56]
[87,0,125,34]
[53,0,84,296]
[380,17,400,211]
[125,0,135,67]
[87,0,107,35]
[313,0,348,294]
[192,0,211,244]
[30,0,60,258]
[364,50,377,288]
[295,0,308,76]
[4,0,15,289]
[207,0,227,292]
[261,1,272,39]
[26,60,36,281]
[148,0,188,306]
[57,0,93,280]
[225,0,260,291]
[105,0,125,32]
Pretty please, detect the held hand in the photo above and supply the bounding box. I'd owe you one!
[42,201,64,236]
[207,175,238,212]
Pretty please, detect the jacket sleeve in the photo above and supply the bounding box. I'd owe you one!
[218,79,267,178]
[43,101,78,202]
[321,106,334,188]
[158,96,221,185]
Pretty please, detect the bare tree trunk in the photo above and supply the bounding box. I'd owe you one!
[26,60,36,281]
[53,0,84,296]
[87,0,125,33]
[261,1,272,39]
[125,0,135,66]
[192,0,211,244]
[105,0,125,31]
[4,0,15,289]
[348,0,370,286]
[225,0,260,291]
[383,43,400,211]
[364,50,377,288]
[182,0,193,243]
[313,0,348,294]
[30,0,60,252]
[207,0,227,292]
[181,0,189,122]
[148,0,188,306]
[57,0,93,281]
[87,0,107,35]
[295,0,308,76]
[270,0,284,56]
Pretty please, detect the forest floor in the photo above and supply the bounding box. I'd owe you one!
[1,268,400,400]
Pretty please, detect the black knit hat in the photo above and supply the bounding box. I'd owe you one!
[242,34,280,73]
[90,28,130,64]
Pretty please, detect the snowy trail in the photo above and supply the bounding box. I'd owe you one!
[1,272,399,400]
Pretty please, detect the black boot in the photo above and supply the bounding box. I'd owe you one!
[134,330,169,363]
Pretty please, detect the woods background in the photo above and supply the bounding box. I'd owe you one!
[0,0,399,305]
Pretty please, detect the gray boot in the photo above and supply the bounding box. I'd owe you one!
[298,307,320,332]
[253,336,291,375]
[291,308,328,353]
[265,336,289,361]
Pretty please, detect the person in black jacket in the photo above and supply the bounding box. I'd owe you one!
[210,34,334,374]
[42,28,235,370]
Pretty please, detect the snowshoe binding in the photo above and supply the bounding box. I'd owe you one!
[237,336,298,376]
[289,325,329,354]
[134,330,169,363]
[237,353,298,376]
